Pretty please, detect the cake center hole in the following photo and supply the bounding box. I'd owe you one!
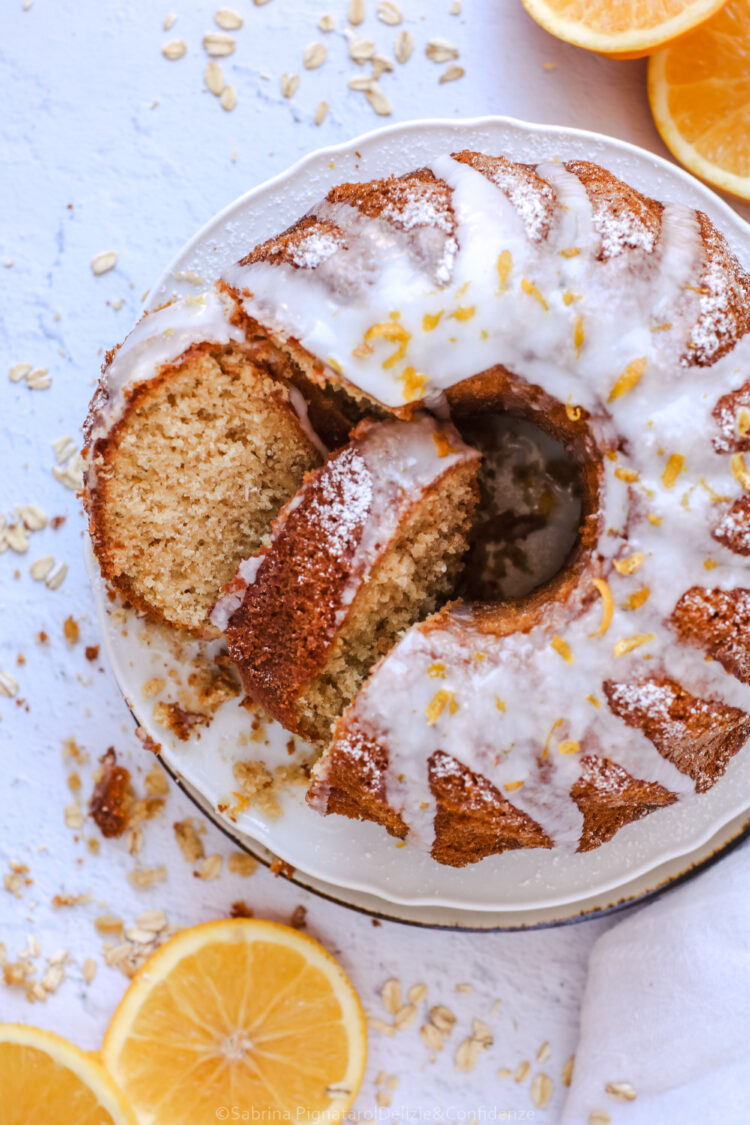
[456,413,583,602]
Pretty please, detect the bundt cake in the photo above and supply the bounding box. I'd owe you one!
[218,151,750,864]
[82,287,326,637]
[211,414,480,741]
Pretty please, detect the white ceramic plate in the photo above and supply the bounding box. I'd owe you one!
[91,115,750,919]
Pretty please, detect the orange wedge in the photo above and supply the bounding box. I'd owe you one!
[0,1022,137,1125]
[649,0,750,200]
[102,918,367,1125]
[521,0,729,58]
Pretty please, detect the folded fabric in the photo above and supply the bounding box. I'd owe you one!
[561,839,750,1124]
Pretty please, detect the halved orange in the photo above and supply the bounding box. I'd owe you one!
[0,1022,137,1125]
[520,0,729,58]
[649,0,750,200]
[102,918,367,1125]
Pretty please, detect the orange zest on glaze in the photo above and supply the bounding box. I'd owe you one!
[451,306,475,321]
[613,552,644,575]
[573,315,584,357]
[542,717,564,760]
[615,467,639,482]
[586,694,601,708]
[398,366,427,402]
[521,278,549,310]
[432,430,457,458]
[559,247,580,258]
[608,357,647,402]
[589,578,613,637]
[565,397,582,422]
[504,780,524,792]
[551,635,573,664]
[627,587,650,610]
[426,689,459,725]
[648,513,663,525]
[495,696,506,712]
[427,662,446,679]
[364,321,410,370]
[422,311,443,331]
[661,452,685,488]
[558,740,580,755]
[613,633,655,657]
[704,558,718,570]
[731,453,750,492]
[496,250,513,293]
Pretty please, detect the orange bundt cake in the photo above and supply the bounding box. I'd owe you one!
[218,151,750,864]
[82,287,326,637]
[211,414,480,741]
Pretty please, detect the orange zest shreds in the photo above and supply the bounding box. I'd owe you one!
[613,552,644,575]
[351,342,373,358]
[680,488,694,511]
[364,321,410,370]
[455,281,471,298]
[451,306,475,321]
[427,662,446,679]
[738,408,750,437]
[565,398,582,422]
[521,278,549,311]
[480,329,489,340]
[613,633,655,657]
[562,290,579,306]
[586,694,601,708]
[426,689,459,725]
[731,453,750,492]
[559,247,580,258]
[432,430,458,458]
[661,452,685,488]
[495,696,506,712]
[615,467,639,482]
[389,310,401,320]
[704,558,718,570]
[504,780,525,792]
[589,578,613,637]
[542,717,564,760]
[551,635,573,664]
[608,357,647,402]
[605,450,618,462]
[627,587,651,610]
[558,740,580,755]
[496,250,513,293]
[699,478,730,502]
[398,366,427,402]
[573,315,584,356]
[423,311,443,331]
[474,651,486,662]
[650,321,673,332]
[648,513,663,525]
[327,357,343,374]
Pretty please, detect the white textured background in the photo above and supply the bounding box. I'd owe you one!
[1,1,745,1121]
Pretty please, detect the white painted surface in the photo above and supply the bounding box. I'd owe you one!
[1,1,747,1120]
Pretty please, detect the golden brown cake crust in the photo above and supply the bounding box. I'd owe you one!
[571,756,676,853]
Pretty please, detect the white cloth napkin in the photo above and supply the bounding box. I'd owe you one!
[560,840,750,1124]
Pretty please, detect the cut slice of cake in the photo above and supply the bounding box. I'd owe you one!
[213,414,481,741]
[83,289,327,638]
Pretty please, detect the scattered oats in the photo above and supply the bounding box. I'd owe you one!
[365,83,392,115]
[497,1067,512,1079]
[162,39,187,60]
[368,1017,396,1037]
[385,1075,399,1091]
[41,963,65,993]
[128,865,167,888]
[425,37,459,62]
[163,13,176,30]
[174,818,206,863]
[26,366,51,389]
[408,982,427,1004]
[588,1114,611,1125]
[350,38,376,62]
[142,677,166,699]
[220,84,237,111]
[82,957,97,982]
[91,251,117,275]
[420,1023,444,1051]
[215,8,243,29]
[450,0,461,12]
[111,298,125,309]
[3,873,22,896]
[375,1091,392,1109]
[45,562,68,590]
[203,31,236,56]
[314,99,329,125]
[515,1061,530,1083]
[18,504,46,530]
[394,29,413,62]
[562,1055,575,1087]
[6,523,29,553]
[489,999,502,1018]
[455,982,473,994]
[394,1003,417,1030]
[348,74,375,90]
[3,258,13,267]
[228,851,258,876]
[439,63,464,83]
[30,556,54,581]
[281,72,299,98]
[135,908,168,932]
[318,13,334,31]
[23,0,33,10]
[537,1041,551,1064]
[64,802,83,829]
[52,451,85,490]
[126,926,157,945]
[53,436,77,463]
[198,853,222,880]
[254,0,272,4]
[94,914,123,935]
[30,981,47,1002]
[377,0,402,24]
[381,978,402,1014]
[605,1081,637,1102]
[205,60,225,94]
[348,0,365,25]
[472,1019,493,1048]
[371,53,394,77]
[531,1073,554,1109]
[429,1005,456,1034]
[455,1037,482,1073]
[303,41,327,68]
[9,363,32,383]
[144,768,169,796]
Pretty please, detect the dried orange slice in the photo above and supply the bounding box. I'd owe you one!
[0,1022,137,1125]
[649,0,750,199]
[102,918,367,1124]
[520,0,728,58]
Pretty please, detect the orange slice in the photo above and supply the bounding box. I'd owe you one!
[520,0,728,58]
[102,918,367,1125]
[649,0,750,199]
[0,1022,137,1125]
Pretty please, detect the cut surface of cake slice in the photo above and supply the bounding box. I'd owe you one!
[213,414,481,741]
[83,290,325,638]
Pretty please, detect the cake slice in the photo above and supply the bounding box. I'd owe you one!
[213,414,481,741]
